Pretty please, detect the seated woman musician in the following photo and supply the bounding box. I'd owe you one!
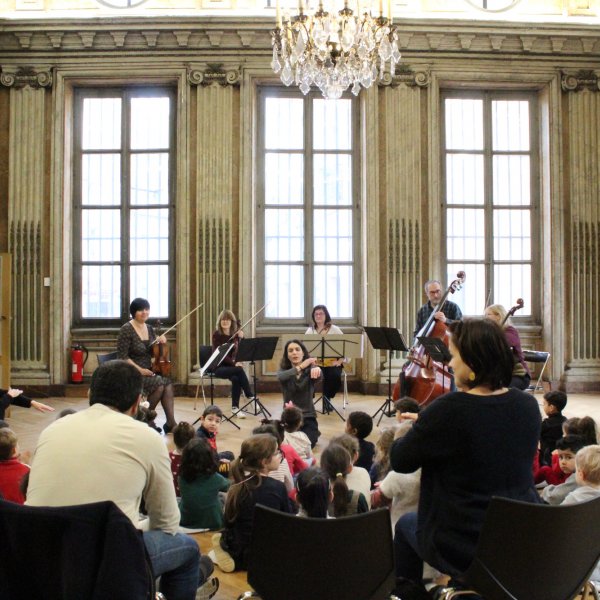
[117,297,177,434]
[277,339,322,448]
[305,305,345,409]
[484,303,531,390]
[211,309,255,418]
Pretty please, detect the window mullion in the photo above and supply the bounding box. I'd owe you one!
[305,93,314,318]
[121,91,131,322]
[483,93,494,300]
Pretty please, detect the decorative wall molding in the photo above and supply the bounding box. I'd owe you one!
[187,63,241,87]
[0,66,52,88]
[561,69,600,92]
[380,65,431,88]
[0,18,599,58]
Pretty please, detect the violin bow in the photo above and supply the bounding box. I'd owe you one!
[225,303,268,343]
[149,302,204,345]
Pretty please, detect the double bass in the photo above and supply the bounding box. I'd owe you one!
[394,271,466,407]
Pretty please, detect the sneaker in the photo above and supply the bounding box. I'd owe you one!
[211,533,236,573]
[196,577,219,600]
[232,407,247,419]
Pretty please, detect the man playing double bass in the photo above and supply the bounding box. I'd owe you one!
[414,279,463,338]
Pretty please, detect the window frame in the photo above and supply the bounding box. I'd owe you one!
[440,88,540,322]
[256,86,361,327]
[72,85,177,327]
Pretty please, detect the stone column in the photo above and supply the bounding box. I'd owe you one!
[188,65,240,378]
[562,70,600,389]
[1,66,52,383]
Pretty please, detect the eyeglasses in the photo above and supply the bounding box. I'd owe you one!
[273,450,285,464]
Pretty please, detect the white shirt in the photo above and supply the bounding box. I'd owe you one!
[26,403,179,534]
[345,465,372,509]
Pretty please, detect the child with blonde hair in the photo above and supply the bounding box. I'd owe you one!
[210,434,293,572]
[370,427,396,486]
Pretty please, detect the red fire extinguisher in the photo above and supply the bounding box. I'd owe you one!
[70,344,89,383]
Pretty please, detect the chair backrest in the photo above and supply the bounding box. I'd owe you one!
[247,505,395,600]
[464,496,600,600]
[0,499,154,600]
[97,350,118,365]
[523,350,550,364]
[199,345,214,371]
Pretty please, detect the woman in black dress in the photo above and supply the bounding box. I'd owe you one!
[117,297,176,433]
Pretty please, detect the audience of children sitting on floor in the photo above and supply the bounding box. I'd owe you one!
[5,357,600,600]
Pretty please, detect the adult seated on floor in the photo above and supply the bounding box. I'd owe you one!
[390,318,542,600]
[26,359,217,600]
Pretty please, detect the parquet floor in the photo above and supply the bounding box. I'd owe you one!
[7,390,600,599]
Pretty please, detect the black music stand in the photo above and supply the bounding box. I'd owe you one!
[193,343,240,430]
[417,337,452,363]
[365,326,408,425]
[236,337,279,419]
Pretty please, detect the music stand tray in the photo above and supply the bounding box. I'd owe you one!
[364,326,408,425]
[236,336,279,419]
[417,337,452,363]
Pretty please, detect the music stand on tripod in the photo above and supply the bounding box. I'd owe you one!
[192,343,240,430]
[236,336,279,420]
[300,334,363,422]
[364,326,408,425]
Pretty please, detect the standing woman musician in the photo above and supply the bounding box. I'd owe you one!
[117,298,177,434]
[278,339,322,448]
[484,304,531,390]
[305,305,345,405]
[212,309,255,418]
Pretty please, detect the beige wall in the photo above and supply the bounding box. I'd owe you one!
[1,15,599,390]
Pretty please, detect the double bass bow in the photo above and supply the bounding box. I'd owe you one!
[393,271,466,406]
[150,301,204,377]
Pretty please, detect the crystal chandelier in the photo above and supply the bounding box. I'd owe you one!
[270,0,400,100]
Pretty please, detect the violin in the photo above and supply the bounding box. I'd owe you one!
[151,319,172,377]
[393,271,466,406]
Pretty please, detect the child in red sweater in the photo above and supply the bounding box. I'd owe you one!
[0,428,29,504]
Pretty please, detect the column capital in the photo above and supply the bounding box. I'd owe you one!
[188,63,241,87]
[380,65,431,89]
[561,69,600,92]
[0,66,52,89]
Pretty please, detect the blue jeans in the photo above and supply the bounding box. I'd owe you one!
[394,512,424,583]
[143,530,202,600]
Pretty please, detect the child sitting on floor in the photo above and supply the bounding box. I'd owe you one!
[178,438,231,530]
[0,428,30,504]
[370,427,396,487]
[539,391,568,466]
[210,434,294,573]
[169,421,196,496]
[252,423,295,493]
[330,433,371,507]
[196,405,234,474]
[296,467,332,518]
[281,406,314,467]
[542,434,587,505]
[345,411,375,471]
[395,396,421,424]
[561,444,600,586]
[320,443,368,518]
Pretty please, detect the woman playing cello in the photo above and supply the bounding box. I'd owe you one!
[484,303,531,390]
[117,297,177,433]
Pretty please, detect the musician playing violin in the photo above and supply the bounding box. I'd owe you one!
[414,279,463,338]
[117,297,177,434]
[484,303,531,391]
[211,309,255,419]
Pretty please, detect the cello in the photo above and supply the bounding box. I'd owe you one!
[394,271,466,407]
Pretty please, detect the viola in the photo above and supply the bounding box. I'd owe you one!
[393,271,466,406]
[151,319,172,377]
